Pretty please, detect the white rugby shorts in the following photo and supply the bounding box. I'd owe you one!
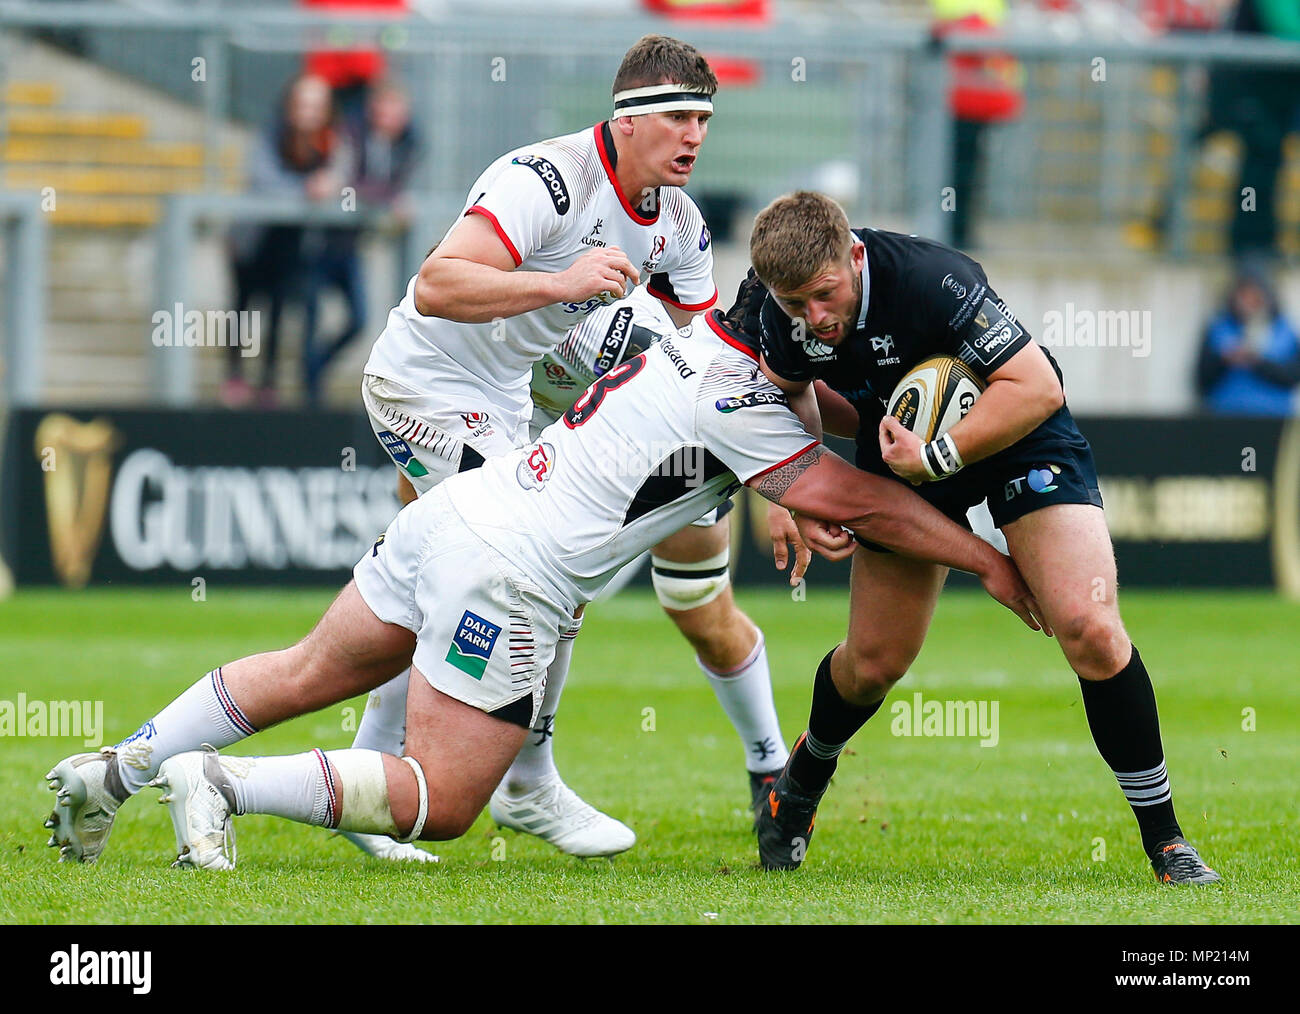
[353,484,569,726]
[364,373,529,495]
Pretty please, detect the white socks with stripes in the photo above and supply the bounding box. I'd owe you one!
[113,668,256,796]
[223,748,404,837]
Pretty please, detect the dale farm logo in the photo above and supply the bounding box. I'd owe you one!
[445,611,502,680]
[377,431,429,478]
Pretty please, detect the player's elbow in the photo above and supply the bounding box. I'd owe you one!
[845,510,899,546]
[1040,381,1065,418]
[413,260,445,317]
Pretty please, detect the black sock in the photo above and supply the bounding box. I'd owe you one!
[1078,644,1182,855]
[787,649,882,796]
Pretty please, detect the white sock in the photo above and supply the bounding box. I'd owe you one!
[113,667,256,795]
[499,615,582,794]
[225,749,338,825]
[226,748,399,835]
[350,669,409,754]
[699,631,789,773]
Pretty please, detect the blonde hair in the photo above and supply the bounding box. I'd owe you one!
[750,191,853,292]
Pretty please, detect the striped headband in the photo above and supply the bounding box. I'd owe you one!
[613,83,714,117]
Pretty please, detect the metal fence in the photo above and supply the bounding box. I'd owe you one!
[2,2,1300,407]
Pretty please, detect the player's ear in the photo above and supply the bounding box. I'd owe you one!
[849,240,866,273]
[611,115,636,137]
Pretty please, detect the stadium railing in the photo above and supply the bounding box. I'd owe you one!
[0,190,47,407]
[152,192,457,406]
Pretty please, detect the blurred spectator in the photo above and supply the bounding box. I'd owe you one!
[302,79,420,405]
[931,0,1024,250]
[1196,265,1300,414]
[1206,0,1300,258]
[301,0,407,129]
[222,73,351,409]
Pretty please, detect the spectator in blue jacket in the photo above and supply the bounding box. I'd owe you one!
[1196,267,1300,415]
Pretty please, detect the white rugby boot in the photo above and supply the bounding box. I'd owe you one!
[44,748,129,864]
[336,831,440,863]
[490,774,635,857]
[150,746,237,870]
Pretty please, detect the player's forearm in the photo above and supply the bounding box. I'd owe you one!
[834,475,997,575]
[754,447,997,576]
[415,258,563,323]
[945,375,1062,467]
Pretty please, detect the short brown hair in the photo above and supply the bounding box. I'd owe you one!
[749,191,854,293]
[613,35,718,98]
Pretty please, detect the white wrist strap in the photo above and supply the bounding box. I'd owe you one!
[397,755,429,843]
[921,432,964,480]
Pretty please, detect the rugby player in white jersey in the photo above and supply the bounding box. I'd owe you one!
[40,35,721,866]
[335,35,725,860]
[41,287,1046,871]
[527,287,793,822]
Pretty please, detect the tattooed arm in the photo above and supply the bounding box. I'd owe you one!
[747,444,1048,632]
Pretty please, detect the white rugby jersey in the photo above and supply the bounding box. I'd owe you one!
[442,311,819,608]
[530,285,676,426]
[365,122,717,424]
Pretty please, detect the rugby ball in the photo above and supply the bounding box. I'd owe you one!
[886,355,985,442]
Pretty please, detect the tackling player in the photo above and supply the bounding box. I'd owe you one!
[42,290,1045,871]
[530,286,793,815]
[343,34,720,859]
[746,191,1219,885]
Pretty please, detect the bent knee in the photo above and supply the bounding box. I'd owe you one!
[418,810,477,842]
[838,651,909,704]
[1057,610,1129,676]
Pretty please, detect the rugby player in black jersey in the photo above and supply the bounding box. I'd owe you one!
[744,191,1218,885]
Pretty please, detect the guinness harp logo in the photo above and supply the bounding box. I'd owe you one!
[34,414,121,588]
[1273,417,1300,599]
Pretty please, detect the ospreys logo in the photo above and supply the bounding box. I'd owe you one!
[511,154,570,215]
[445,610,502,681]
[715,391,787,413]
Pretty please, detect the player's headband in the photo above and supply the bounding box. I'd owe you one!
[612,83,713,117]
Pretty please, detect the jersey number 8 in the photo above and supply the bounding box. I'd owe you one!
[563,355,646,428]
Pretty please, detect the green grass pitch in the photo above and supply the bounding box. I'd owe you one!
[1,585,1296,924]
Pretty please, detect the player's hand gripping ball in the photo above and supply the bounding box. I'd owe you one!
[880,355,985,483]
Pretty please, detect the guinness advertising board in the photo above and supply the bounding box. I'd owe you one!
[1,408,398,587]
[2,410,1298,592]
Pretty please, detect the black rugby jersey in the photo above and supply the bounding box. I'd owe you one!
[758,228,1051,417]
